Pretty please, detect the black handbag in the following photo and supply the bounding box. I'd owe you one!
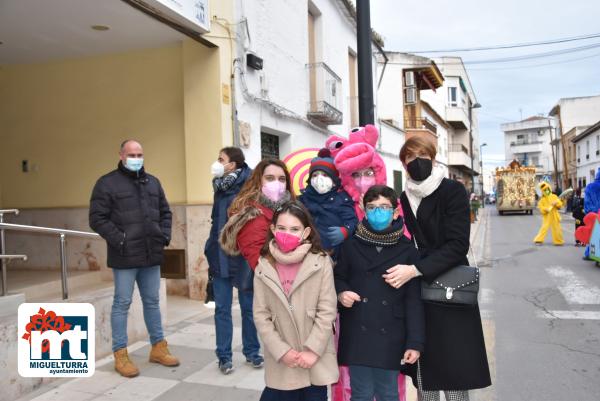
[421,265,480,305]
[410,223,480,305]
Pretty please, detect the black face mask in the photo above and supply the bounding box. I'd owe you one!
[407,157,433,181]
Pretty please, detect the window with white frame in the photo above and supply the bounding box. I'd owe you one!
[448,87,457,107]
[586,140,590,159]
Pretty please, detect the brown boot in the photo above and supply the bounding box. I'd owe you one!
[114,348,139,378]
[149,339,180,367]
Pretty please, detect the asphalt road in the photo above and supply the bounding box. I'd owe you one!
[472,207,600,401]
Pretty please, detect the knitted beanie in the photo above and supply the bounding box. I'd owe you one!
[309,148,340,186]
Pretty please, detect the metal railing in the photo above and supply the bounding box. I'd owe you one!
[449,143,470,155]
[404,117,438,134]
[510,140,543,146]
[306,62,343,125]
[0,210,101,299]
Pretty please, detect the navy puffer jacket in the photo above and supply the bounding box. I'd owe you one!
[204,164,253,287]
[299,185,358,259]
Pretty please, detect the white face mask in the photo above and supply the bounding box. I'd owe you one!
[311,175,334,194]
[125,157,144,172]
[211,161,225,178]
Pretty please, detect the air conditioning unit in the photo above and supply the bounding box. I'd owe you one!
[405,87,417,104]
[404,71,416,87]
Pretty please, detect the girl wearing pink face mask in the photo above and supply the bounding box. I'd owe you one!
[253,201,339,401]
[220,159,294,271]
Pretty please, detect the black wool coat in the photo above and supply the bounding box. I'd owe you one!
[400,178,491,391]
[334,224,425,372]
[89,162,172,269]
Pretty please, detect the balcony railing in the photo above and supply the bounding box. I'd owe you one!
[307,62,343,125]
[510,140,543,146]
[445,106,470,129]
[515,160,544,169]
[449,143,470,155]
[404,117,438,134]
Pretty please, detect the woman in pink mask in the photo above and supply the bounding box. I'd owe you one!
[253,201,338,401]
[220,159,294,270]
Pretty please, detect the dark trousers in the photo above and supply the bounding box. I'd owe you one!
[349,365,399,401]
[259,385,327,401]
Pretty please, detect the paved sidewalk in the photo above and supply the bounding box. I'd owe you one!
[17,213,492,401]
[17,302,265,401]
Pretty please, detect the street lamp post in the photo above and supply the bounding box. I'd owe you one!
[480,142,487,207]
[356,0,374,126]
[469,102,482,194]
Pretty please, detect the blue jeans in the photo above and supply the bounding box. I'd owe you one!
[349,365,399,401]
[111,266,164,352]
[213,276,260,360]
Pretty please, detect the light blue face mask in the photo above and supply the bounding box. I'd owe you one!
[366,207,394,231]
[125,157,144,172]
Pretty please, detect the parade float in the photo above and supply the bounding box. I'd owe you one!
[495,159,536,215]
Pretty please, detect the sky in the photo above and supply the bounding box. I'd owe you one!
[370,0,600,173]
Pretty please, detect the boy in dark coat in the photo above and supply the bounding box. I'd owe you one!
[334,185,424,401]
[299,149,358,260]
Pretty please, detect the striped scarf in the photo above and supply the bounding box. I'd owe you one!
[213,168,242,192]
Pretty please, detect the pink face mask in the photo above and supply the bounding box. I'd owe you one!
[354,176,376,195]
[262,181,286,202]
[274,231,304,253]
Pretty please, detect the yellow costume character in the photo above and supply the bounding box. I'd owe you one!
[533,182,564,245]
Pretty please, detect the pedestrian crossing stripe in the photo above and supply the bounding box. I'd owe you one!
[536,310,600,320]
[546,265,600,304]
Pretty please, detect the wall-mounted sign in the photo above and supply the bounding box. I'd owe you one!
[141,0,210,34]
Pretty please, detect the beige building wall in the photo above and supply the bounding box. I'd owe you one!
[0,0,237,300]
[0,45,187,208]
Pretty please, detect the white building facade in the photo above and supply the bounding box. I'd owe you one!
[376,52,447,190]
[233,0,405,182]
[421,56,482,193]
[573,122,600,188]
[501,116,556,182]
[550,95,600,189]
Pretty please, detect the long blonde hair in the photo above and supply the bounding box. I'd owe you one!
[228,158,294,216]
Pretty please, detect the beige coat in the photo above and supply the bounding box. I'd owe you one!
[253,252,339,391]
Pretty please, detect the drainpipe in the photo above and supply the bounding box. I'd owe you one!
[357,0,374,125]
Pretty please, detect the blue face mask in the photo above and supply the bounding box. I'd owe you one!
[366,208,394,231]
[125,157,144,172]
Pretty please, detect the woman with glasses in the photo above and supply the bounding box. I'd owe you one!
[387,136,491,401]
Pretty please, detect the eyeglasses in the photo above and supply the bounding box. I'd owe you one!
[352,170,375,179]
[365,204,393,211]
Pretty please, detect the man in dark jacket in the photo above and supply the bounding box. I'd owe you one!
[205,147,263,374]
[89,139,178,378]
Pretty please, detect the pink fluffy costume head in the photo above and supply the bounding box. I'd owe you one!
[325,124,387,220]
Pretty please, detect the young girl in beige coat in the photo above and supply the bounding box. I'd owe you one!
[253,201,339,401]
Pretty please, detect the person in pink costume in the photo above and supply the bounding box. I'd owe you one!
[326,125,387,221]
[326,124,408,401]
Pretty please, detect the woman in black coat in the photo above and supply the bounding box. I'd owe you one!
[386,136,491,401]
